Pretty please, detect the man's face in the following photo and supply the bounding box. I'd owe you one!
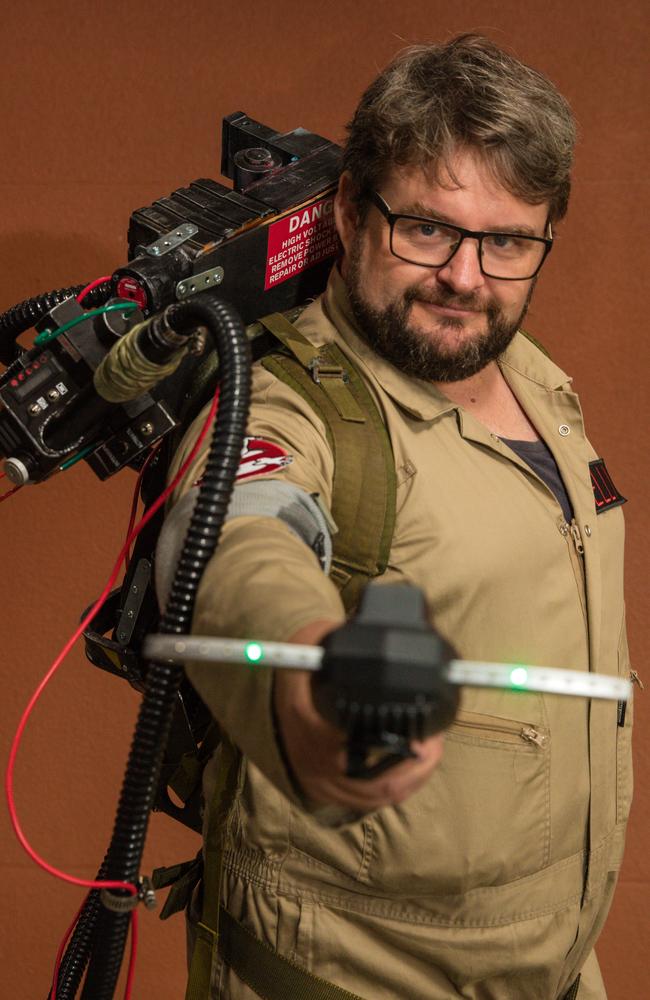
[335,151,550,382]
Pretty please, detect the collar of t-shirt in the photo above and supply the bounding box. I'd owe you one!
[501,437,573,523]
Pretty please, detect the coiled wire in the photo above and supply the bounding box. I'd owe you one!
[0,282,112,365]
[65,294,250,999]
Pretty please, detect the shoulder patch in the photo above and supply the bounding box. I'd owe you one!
[193,437,292,489]
[236,438,293,481]
[589,458,627,514]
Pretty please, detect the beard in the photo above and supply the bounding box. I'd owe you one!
[345,237,534,383]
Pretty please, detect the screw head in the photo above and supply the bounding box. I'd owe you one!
[140,422,154,436]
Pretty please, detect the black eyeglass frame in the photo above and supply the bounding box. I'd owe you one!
[369,190,553,281]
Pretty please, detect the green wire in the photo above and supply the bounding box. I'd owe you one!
[59,444,96,471]
[34,301,139,346]
[36,300,138,470]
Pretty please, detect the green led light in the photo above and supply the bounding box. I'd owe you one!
[510,666,529,688]
[245,642,264,663]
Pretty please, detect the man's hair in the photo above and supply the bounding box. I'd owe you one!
[342,34,577,222]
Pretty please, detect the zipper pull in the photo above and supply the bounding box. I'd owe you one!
[630,670,644,691]
[570,520,585,555]
[521,726,548,748]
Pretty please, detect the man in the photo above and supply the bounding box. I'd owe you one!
[161,34,632,999]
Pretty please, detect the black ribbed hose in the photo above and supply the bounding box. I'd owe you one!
[0,281,112,365]
[48,879,106,999]
[75,295,250,999]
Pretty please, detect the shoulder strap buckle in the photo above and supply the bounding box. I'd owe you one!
[308,355,349,385]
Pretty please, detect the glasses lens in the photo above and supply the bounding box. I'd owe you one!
[392,217,461,267]
[481,234,546,279]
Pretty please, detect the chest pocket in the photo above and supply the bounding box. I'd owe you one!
[361,705,551,898]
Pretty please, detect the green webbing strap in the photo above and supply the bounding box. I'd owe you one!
[168,719,222,805]
[153,853,203,920]
[217,905,368,1000]
[259,312,366,422]
[185,735,240,1000]
[258,313,396,612]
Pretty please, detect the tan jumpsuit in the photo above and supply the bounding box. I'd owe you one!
[167,267,632,999]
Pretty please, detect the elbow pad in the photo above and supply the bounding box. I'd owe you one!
[155,480,336,607]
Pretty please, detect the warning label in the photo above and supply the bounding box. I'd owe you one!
[264,196,340,291]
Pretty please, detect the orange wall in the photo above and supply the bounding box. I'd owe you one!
[1,2,648,997]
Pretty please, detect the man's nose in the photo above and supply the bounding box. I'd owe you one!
[435,237,485,293]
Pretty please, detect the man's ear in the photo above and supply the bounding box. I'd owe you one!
[334,171,361,258]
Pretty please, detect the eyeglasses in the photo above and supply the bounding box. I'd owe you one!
[369,190,553,281]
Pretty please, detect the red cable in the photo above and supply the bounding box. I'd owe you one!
[125,909,139,995]
[6,385,220,998]
[51,892,91,994]
[51,895,139,999]
[124,442,162,573]
[1,484,22,503]
[76,276,112,304]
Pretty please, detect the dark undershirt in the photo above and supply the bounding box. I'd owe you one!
[501,437,573,524]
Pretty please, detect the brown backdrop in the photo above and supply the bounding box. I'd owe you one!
[1,1,647,997]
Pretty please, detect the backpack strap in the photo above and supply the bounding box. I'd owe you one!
[257,312,396,613]
[184,733,240,1000]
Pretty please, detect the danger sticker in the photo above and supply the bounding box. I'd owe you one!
[236,438,292,480]
[264,196,340,291]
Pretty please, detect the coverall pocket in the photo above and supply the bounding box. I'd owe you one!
[364,705,551,896]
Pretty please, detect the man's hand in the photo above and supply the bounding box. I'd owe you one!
[272,619,445,812]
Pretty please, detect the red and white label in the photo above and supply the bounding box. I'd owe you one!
[236,438,292,481]
[264,196,340,291]
[194,439,292,489]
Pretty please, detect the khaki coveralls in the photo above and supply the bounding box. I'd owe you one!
[169,268,632,999]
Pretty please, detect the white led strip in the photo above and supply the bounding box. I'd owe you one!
[143,635,631,702]
[447,661,630,701]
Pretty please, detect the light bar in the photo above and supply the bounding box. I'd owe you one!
[142,635,631,702]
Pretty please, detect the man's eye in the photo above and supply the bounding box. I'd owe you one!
[490,233,515,249]
[417,223,439,237]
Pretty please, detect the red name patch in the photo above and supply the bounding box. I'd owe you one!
[589,458,627,514]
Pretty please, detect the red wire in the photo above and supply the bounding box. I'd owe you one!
[1,484,22,503]
[125,910,139,995]
[51,892,91,994]
[76,276,112,304]
[124,442,162,573]
[6,385,220,999]
[50,895,138,998]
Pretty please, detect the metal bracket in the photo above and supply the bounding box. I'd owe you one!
[100,876,157,913]
[176,266,225,300]
[115,558,152,647]
[308,357,349,384]
[145,223,198,258]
